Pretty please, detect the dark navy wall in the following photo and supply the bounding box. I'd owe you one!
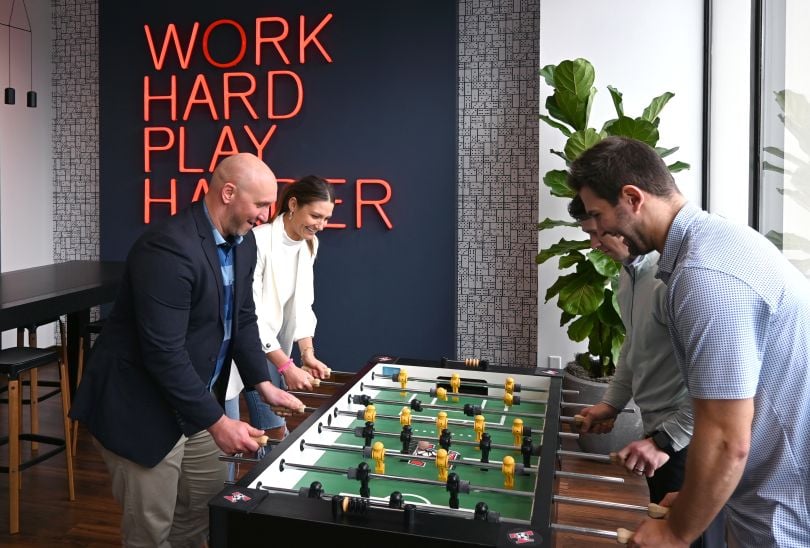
[99,1,456,370]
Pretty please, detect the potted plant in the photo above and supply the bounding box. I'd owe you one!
[537,58,689,451]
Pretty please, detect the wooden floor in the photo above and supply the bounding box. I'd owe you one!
[0,371,650,546]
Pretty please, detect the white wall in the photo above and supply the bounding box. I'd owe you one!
[0,0,54,345]
[538,0,705,367]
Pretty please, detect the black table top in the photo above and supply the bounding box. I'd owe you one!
[0,260,125,331]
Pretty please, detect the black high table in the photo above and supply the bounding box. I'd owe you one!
[0,260,125,395]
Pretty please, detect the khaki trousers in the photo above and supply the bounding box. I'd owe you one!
[96,430,227,548]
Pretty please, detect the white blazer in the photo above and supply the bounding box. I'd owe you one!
[226,215,319,398]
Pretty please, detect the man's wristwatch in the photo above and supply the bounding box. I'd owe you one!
[650,430,676,456]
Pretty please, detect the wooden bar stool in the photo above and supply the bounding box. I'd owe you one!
[11,320,65,451]
[0,344,75,534]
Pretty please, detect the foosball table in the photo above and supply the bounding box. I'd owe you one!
[210,356,646,547]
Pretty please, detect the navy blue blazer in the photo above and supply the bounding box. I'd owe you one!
[70,201,271,467]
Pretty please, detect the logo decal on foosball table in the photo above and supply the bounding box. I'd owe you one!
[407,442,459,468]
[223,491,252,503]
[507,528,539,545]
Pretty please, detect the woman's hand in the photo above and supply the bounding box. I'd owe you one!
[301,354,330,379]
[281,364,314,391]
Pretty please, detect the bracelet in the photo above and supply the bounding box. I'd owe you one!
[301,346,314,356]
[277,358,294,375]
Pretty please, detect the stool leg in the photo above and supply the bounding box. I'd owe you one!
[58,358,76,501]
[8,378,21,534]
[28,328,40,452]
[71,339,84,457]
[29,368,39,452]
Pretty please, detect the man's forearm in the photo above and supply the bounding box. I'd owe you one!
[667,398,752,542]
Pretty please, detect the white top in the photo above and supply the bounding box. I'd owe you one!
[225,215,319,399]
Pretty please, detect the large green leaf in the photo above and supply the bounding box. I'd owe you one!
[539,64,555,86]
[596,291,623,326]
[540,114,573,137]
[567,313,596,342]
[551,59,596,130]
[558,269,606,315]
[606,116,659,147]
[537,217,578,230]
[607,85,624,117]
[559,309,575,327]
[543,169,574,197]
[668,161,691,173]
[545,271,578,301]
[536,239,590,264]
[555,58,596,100]
[656,146,680,158]
[545,95,567,127]
[588,249,621,277]
[641,92,674,122]
[564,128,603,162]
[559,251,585,269]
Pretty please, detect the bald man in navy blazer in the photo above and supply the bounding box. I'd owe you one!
[70,153,303,547]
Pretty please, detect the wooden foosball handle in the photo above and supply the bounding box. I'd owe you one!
[251,435,269,447]
[270,404,307,417]
[647,502,669,519]
[302,365,332,379]
[617,527,633,544]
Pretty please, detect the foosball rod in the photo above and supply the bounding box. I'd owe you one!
[372,370,560,394]
[319,423,519,452]
[279,460,534,498]
[334,408,542,432]
[554,495,669,518]
[300,439,538,475]
[350,394,546,419]
[561,402,636,413]
[551,523,635,544]
[255,481,522,525]
[362,382,543,405]
[559,449,641,470]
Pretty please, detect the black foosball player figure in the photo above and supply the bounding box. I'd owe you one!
[361,421,375,448]
[479,432,492,466]
[400,425,413,454]
[520,436,533,468]
[356,461,371,498]
[439,428,452,451]
[446,472,461,509]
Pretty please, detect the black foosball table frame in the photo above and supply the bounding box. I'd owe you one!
[209,356,564,547]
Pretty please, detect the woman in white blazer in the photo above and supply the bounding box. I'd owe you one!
[225,175,334,439]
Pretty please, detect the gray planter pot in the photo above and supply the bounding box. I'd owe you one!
[562,370,644,455]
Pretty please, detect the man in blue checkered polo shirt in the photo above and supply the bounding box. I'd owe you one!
[570,136,810,548]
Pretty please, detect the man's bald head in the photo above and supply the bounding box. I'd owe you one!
[206,153,278,238]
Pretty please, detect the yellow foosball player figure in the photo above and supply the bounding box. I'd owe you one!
[502,455,515,489]
[450,373,461,402]
[512,418,524,447]
[435,386,448,401]
[436,448,449,481]
[398,369,408,395]
[364,404,377,423]
[436,411,448,437]
[504,377,515,394]
[473,414,486,445]
[400,406,412,427]
[371,441,385,474]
